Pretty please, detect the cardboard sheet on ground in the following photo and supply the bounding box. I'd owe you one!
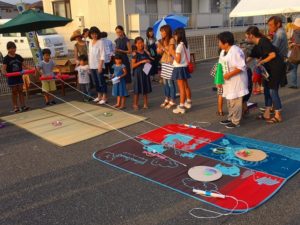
[93,124,300,212]
[1,101,146,147]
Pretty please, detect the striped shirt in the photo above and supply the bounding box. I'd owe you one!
[161,63,174,80]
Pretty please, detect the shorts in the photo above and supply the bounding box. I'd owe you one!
[42,80,56,92]
[7,75,24,87]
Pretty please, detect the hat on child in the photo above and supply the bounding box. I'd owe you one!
[70,29,82,41]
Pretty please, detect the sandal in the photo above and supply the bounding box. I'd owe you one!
[113,104,120,108]
[14,107,20,113]
[119,106,126,110]
[267,117,282,124]
[160,101,169,108]
[216,111,224,116]
[143,105,149,109]
[259,108,275,114]
[256,114,270,120]
[133,105,139,111]
[165,102,176,109]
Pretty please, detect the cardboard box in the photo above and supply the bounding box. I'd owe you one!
[53,59,76,73]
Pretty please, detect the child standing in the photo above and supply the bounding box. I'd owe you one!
[217,32,249,129]
[170,28,192,114]
[2,41,30,112]
[38,49,56,105]
[111,55,128,109]
[102,32,115,79]
[145,27,159,82]
[76,54,91,102]
[132,37,152,110]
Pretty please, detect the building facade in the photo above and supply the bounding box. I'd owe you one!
[42,0,263,49]
[0,1,19,19]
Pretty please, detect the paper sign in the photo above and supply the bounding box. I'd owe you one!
[112,77,120,84]
[143,63,152,75]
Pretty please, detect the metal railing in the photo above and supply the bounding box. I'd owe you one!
[130,13,265,30]
[187,31,247,62]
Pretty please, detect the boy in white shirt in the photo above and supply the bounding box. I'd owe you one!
[217,32,249,128]
[76,55,91,102]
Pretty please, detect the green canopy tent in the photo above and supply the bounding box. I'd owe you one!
[0,9,72,65]
[0,9,72,34]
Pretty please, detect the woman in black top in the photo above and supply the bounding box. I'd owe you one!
[245,26,285,123]
[115,25,132,84]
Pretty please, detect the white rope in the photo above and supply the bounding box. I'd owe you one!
[57,78,226,149]
[31,78,251,218]
[189,191,249,219]
[30,81,187,167]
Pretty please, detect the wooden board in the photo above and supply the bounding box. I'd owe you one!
[1,101,146,147]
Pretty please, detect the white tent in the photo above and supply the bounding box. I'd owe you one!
[230,0,300,17]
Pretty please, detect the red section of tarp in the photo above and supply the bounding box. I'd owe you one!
[205,171,284,210]
[138,124,224,152]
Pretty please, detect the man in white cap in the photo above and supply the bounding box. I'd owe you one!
[288,18,300,89]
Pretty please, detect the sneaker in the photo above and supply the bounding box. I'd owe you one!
[220,120,231,125]
[184,101,192,109]
[93,97,100,102]
[21,106,30,112]
[173,106,185,114]
[97,99,107,105]
[225,123,240,129]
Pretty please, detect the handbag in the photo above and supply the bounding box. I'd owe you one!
[288,45,300,64]
[183,45,194,73]
[255,65,270,81]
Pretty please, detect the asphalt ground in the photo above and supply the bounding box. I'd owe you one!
[0,61,300,225]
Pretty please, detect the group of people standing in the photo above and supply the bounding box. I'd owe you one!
[70,24,192,113]
[2,16,299,129]
[215,16,300,129]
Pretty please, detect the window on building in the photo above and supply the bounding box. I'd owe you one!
[231,0,238,8]
[136,0,157,13]
[136,0,146,13]
[211,0,220,13]
[198,0,211,13]
[172,0,192,14]
[146,0,158,13]
[3,33,19,37]
[52,0,72,19]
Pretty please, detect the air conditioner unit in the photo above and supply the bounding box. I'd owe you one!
[76,16,85,27]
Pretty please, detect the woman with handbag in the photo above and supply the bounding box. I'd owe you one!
[246,26,285,124]
[288,18,300,89]
[157,25,177,109]
[170,27,192,114]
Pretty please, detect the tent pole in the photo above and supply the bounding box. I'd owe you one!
[264,15,267,35]
[16,2,42,66]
